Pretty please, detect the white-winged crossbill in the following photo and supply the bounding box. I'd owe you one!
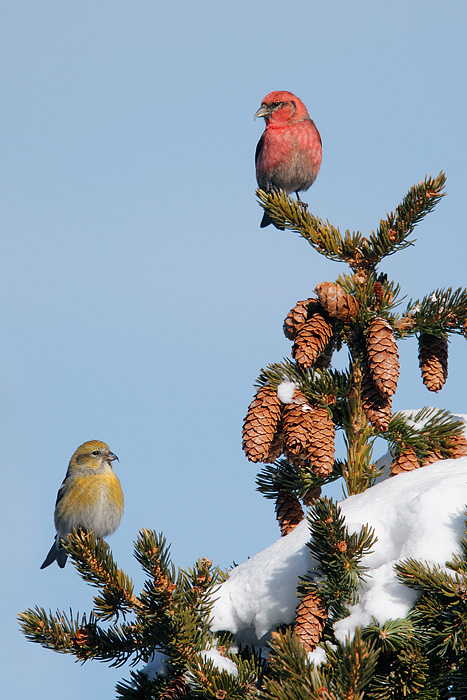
[41,440,124,569]
[255,90,322,228]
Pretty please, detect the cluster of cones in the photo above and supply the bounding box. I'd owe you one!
[242,384,335,477]
[243,280,467,653]
[283,281,359,371]
[242,282,353,471]
[283,281,401,433]
[391,433,467,476]
[243,279,467,516]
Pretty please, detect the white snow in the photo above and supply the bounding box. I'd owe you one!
[308,645,328,666]
[211,450,467,648]
[142,412,467,682]
[199,649,238,676]
[211,516,310,644]
[277,381,297,404]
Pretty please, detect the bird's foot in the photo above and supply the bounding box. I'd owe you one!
[295,193,308,209]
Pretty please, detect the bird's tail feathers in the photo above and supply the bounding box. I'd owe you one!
[40,537,68,569]
[260,210,285,230]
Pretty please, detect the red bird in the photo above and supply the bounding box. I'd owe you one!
[255,90,322,228]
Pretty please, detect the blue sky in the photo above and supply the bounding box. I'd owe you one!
[2,1,466,697]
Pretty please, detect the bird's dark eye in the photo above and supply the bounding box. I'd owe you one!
[91,450,99,456]
[271,102,281,109]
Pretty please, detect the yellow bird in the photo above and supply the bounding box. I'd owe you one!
[41,440,124,569]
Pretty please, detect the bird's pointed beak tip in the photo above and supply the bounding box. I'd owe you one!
[254,106,269,121]
[109,452,119,462]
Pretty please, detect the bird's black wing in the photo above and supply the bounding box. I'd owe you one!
[54,475,69,507]
[255,133,265,167]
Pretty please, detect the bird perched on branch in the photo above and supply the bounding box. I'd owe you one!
[40,440,124,569]
[255,90,322,229]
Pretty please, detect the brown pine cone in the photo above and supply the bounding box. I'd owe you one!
[291,312,334,369]
[361,368,392,432]
[302,485,322,507]
[283,298,322,340]
[294,590,327,652]
[242,385,282,462]
[314,338,335,370]
[160,679,190,700]
[373,281,384,306]
[366,317,400,398]
[265,427,284,463]
[284,448,311,469]
[282,389,314,455]
[305,406,335,478]
[447,433,467,459]
[315,281,360,321]
[418,333,448,393]
[275,491,304,536]
[390,446,420,476]
[421,450,443,466]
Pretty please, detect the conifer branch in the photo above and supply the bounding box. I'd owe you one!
[369,172,447,260]
[256,360,352,409]
[394,535,467,695]
[256,458,341,503]
[362,616,418,654]
[300,498,376,622]
[257,187,347,262]
[261,627,379,700]
[258,174,446,275]
[447,520,467,574]
[187,650,261,699]
[259,628,332,700]
[404,286,467,336]
[63,530,139,620]
[18,606,147,666]
[117,672,191,700]
[365,643,432,699]
[19,529,227,679]
[387,407,465,462]
[324,628,380,698]
[337,271,404,317]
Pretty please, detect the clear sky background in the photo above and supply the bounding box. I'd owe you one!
[2,2,466,698]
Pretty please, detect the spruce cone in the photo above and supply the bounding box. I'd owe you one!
[315,281,360,321]
[366,317,400,398]
[282,389,314,455]
[275,491,304,536]
[294,590,327,652]
[418,333,448,393]
[361,369,392,432]
[447,433,467,459]
[373,281,384,306]
[265,427,284,463]
[291,312,334,369]
[314,338,335,370]
[284,449,311,469]
[242,385,282,462]
[390,446,420,476]
[160,679,190,700]
[302,485,322,507]
[422,450,443,466]
[283,298,322,341]
[305,406,335,478]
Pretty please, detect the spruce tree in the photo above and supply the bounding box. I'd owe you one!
[20,175,467,697]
